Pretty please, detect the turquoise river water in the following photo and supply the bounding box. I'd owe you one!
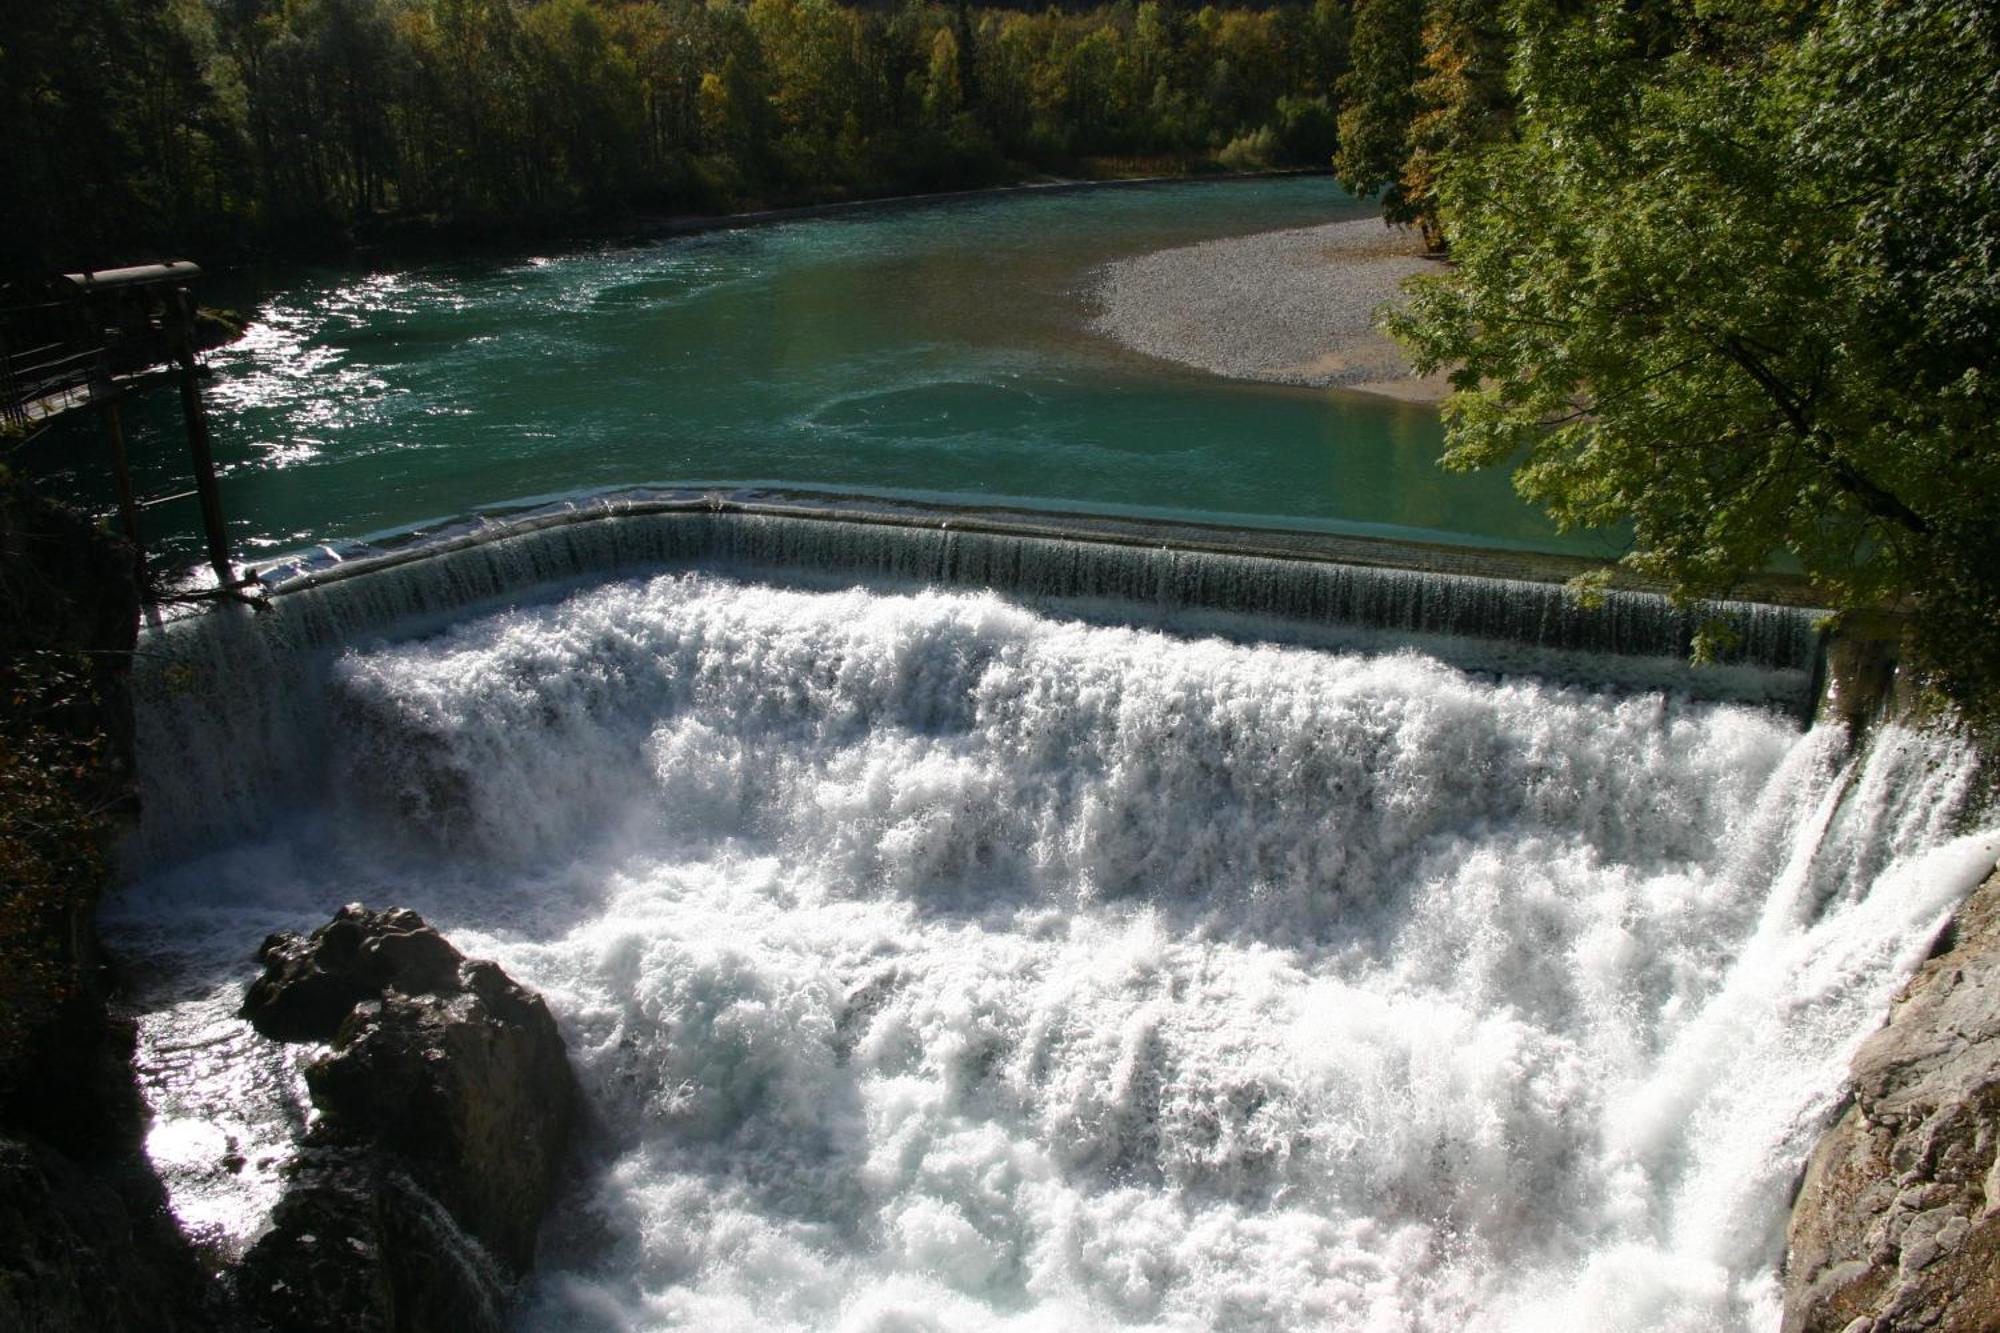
[37,178,1616,568]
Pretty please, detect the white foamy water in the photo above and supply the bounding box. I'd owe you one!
[108,570,1997,1332]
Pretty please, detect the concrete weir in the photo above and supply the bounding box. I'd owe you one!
[129,489,1837,864]
[243,487,1830,706]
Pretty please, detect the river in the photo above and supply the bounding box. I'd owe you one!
[37,179,1613,569]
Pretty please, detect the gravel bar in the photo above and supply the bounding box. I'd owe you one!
[1091,217,1447,400]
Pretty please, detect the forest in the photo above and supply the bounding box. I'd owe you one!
[1,0,1372,275]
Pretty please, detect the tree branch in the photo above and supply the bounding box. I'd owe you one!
[1705,331,1931,535]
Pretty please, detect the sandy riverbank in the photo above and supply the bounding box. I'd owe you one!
[1091,216,1452,403]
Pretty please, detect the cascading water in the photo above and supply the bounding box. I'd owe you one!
[132,501,1826,863]
[107,516,1996,1332]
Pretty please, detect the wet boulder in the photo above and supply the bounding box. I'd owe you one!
[236,1149,506,1333]
[241,905,466,1043]
[303,956,577,1271]
[238,905,576,1331]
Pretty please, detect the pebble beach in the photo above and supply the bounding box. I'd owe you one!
[1091,216,1450,402]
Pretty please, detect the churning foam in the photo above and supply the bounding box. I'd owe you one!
[110,570,1995,1332]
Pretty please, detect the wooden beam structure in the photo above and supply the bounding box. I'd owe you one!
[0,260,242,594]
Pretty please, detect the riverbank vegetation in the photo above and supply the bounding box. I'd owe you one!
[1,0,1357,277]
[1369,0,2000,719]
[0,479,137,1084]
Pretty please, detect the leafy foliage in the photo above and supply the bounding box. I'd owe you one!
[0,653,116,1077]
[1398,0,1511,250]
[2,0,1370,275]
[1333,0,1424,212]
[1390,0,2000,714]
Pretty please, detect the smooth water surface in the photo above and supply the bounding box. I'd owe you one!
[37,180,1616,567]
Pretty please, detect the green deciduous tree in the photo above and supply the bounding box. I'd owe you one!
[1390,0,2000,713]
[924,25,965,120]
[0,0,236,272]
[1334,0,1423,213]
[3,0,1377,276]
[1400,0,1511,251]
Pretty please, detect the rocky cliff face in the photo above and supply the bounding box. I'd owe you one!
[0,484,221,1331]
[1783,864,2000,1332]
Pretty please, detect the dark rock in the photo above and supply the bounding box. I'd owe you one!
[242,905,576,1333]
[0,481,215,1331]
[241,904,465,1042]
[0,479,140,787]
[193,307,246,353]
[1813,610,1909,737]
[235,1148,505,1333]
[1782,864,2000,1333]
[1,483,143,1124]
[306,973,574,1270]
[0,1135,219,1333]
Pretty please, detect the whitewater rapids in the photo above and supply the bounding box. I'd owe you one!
[109,569,1997,1332]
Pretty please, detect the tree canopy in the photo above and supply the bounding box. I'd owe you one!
[1389,0,2000,714]
[1330,0,1422,213]
[0,0,1361,279]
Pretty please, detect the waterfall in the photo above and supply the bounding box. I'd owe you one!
[109,511,1992,1333]
[131,500,1824,865]
[254,497,1823,680]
